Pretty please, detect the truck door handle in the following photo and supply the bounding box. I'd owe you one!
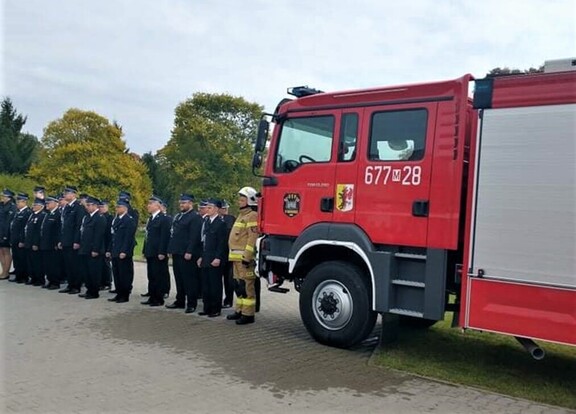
[320,197,334,212]
[412,200,429,217]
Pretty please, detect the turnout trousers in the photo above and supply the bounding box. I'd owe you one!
[233,261,256,317]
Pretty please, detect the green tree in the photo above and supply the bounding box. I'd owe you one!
[141,151,173,207]
[158,93,263,206]
[0,97,40,174]
[28,109,152,220]
[487,65,544,77]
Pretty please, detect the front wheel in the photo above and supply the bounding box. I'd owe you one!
[299,261,377,348]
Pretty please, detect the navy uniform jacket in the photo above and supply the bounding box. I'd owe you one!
[200,216,228,267]
[142,212,171,258]
[167,210,202,256]
[24,210,47,248]
[60,200,86,248]
[78,212,107,255]
[0,201,17,244]
[101,212,113,254]
[10,207,32,246]
[110,214,137,258]
[40,208,61,251]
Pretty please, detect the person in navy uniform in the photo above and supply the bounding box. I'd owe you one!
[24,198,47,286]
[59,186,86,294]
[118,190,139,228]
[166,193,203,312]
[197,198,228,317]
[10,193,32,283]
[40,195,62,289]
[219,200,236,308]
[107,199,136,303]
[141,196,171,306]
[98,200,113,290]
[33,186,46,201]
[0,189,17,280]
[57,193,68,285]
[160,200,171,298]
[77,196,106,299]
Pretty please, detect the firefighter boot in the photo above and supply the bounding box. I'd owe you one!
[226,312,242,320]
[236,315,255,325]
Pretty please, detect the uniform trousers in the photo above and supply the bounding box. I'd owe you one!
[43,249,61,286]
[173,254,200,308]
[201,265,223,315]
[11,245,28,282]
[27,249,43,285]
[112,256,134,300]
[81,254,103,297]
[222,260,234,306]
[233,262,257,317]
[62,247,81,290]
[146,256,168,304]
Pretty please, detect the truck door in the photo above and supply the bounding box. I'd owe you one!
[264,110,337,237]
[355,103,438,247]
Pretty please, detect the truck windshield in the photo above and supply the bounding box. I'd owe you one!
[274,115,334,173]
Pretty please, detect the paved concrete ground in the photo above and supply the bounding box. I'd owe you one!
[1,262,571,414]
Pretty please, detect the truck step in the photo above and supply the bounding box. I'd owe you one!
[394,252,427,260]
[389,308,424,318]
[391,279,425,288]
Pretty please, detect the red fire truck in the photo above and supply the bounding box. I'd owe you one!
[251,58,576,356]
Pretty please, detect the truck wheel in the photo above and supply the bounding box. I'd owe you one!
[299,261,377,348]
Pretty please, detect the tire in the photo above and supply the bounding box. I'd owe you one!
[399,316,437,328]
[299,261,377,348]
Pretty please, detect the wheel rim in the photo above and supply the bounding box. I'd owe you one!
[312,279,353,331]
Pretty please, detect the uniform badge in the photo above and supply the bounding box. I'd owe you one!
[283,193,301,217]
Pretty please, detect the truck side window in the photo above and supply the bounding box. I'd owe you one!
[274,116,334,173]
[338,113,358,162]
[368,109,427,161]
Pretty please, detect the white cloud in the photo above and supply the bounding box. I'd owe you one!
[4,0,576,153]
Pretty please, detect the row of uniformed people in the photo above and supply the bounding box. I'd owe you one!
[0,185,261,324]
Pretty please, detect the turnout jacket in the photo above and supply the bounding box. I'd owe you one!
[228,208,258,263]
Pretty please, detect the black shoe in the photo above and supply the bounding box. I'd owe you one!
[165,302,185,309]
[226,312,242,320]
[115,297,129,303]
[9,278,18,282]
[141,299,152,305]
[222,302,232,308]
[148,301,164,307]
[185,307,196,314]
[198,311,208,316]
[110,289,117,293]
[33,282,44,287]
[16,279,26,284]
[108,296,119,302]
[47,284,60,290]
[85,294,99,299]
[140,292,150,297]
[42,284,50,289]
[236,315,255,325]
[68,288,80,294]
[208,312,221,318]
[25,279,33,285]
[59,287,71,293]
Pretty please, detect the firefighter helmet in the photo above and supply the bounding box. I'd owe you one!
[238,186,258,206]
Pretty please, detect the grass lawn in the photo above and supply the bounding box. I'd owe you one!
[133,229,145,261]
[374,316,576,409]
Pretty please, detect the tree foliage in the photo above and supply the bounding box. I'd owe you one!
[28,109,152,219]
[0,173,38,196]
[487,65,544,77]
[158,93,263,208]
[0,98,40,174]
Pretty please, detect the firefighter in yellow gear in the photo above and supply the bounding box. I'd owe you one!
[226,186,259,325]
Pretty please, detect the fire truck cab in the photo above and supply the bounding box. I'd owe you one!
[253,59,576,351]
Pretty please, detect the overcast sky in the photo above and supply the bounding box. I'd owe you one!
[3,0,575,154]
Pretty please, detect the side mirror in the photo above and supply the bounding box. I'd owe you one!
[252,152,262,170]
[255,119,269,152]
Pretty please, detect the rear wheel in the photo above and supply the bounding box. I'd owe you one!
[299,261,377,348]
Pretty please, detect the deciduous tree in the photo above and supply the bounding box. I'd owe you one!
[29,109,151,220]
[0,98,39,174]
